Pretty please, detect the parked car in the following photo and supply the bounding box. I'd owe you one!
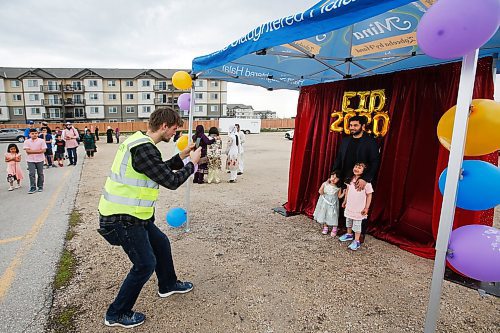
[285,129,294,140]
[0,128,26,143]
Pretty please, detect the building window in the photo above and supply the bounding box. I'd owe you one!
[195,93,203,100]
[90,93,98,100]
[210,81,219,87]
[142,93,151,100]
[126,93,134,100]
[210,93,218,100]
[75,108,85,117]
[108,80,116,87]
[49,108,61,118]
[31,107,40,115]
[109,119,118,123]
[11,80,20,88]
[13,108,23,115]
[90,107,99,114]
[29,94,40,101]
[108,93,117,100]
[142,106,151,113]
[210,105,219,112]
[126,80,134,87]
[27,80,39,87]
[195,105,203,112]
[89,80,98,87]
[142,80,150,87]
[13,94,22,101]
[126,119,135,122]
[47,81,59,91]
[72,81,82,89]
[195,80,204,87]
[126,106,135,113]
[109,106,118,113]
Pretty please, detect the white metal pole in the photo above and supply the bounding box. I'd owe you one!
[184,87,195,232]
[423,49,479,333]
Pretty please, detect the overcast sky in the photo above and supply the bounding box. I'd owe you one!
[0,0,320,118]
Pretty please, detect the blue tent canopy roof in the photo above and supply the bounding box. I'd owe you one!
[192,0,500,90]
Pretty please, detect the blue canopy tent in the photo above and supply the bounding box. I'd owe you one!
[191,1,499,332]
[193,0,499,88]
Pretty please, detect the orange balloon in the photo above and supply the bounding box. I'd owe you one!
[176,135,188,151]
[437,99,500,156]
[172,71,192,90]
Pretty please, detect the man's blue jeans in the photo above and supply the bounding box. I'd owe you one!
[67,147,77,165]
[105,221,178,318]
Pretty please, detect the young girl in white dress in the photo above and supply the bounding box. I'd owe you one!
[313,170,344,237]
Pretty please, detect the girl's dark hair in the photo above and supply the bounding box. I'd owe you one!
[345,162,368,184]
[208,127,219,135]
[7,143,19,153]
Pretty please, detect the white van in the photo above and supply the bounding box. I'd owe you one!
[218,118,261,134]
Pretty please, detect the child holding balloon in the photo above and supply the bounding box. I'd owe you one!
[340,162,374,251]
[313,170,344,237]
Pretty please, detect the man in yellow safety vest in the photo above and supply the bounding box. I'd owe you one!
[98,107,201,328]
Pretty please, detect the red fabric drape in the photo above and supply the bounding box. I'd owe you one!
[285,57,495,258]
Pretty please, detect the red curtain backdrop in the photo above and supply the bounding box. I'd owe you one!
[285,57,495,258]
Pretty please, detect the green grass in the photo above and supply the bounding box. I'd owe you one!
[47,306,78,333]
[46,209,82,332]
[53,249,75,290]
[65,211,81,241]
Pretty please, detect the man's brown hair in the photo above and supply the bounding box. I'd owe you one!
[148,107,183,131]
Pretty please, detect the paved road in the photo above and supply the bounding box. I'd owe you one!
[0,141,85,333]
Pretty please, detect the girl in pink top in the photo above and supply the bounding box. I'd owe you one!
[340,162,374,251]
[5,143,24,190]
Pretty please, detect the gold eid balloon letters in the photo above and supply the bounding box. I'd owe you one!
[330,89,390,137]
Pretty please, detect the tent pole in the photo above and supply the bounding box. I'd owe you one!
[184,87,195,232]
[423,49,479,333]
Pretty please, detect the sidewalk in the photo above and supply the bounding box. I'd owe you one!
[0,143,85,333]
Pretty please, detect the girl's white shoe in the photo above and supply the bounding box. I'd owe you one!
[8,186,14,191]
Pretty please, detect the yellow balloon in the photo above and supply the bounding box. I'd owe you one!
[172,71,192,90]
[437,99,500,156]
[176,135,188,151]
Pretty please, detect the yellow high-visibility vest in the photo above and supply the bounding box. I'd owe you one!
[98,131,159,219]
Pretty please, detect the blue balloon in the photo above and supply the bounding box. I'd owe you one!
[166,207,187,227]
[439,160,500,211]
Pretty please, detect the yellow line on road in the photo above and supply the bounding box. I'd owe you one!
[0,168,72,302]
[0,236,24,245]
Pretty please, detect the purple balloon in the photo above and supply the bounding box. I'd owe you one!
[417,0,500,59]
[447,225,500,282]
[177,93,191,110]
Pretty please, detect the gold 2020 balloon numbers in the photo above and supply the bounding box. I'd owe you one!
[330,89,390,137]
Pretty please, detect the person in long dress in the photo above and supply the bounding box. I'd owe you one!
[313,170,344,237]
[192,125,215,184]
[225,126,239,183]
[235,124,245,175]
[207,127,222,184]
[106,126,114,143]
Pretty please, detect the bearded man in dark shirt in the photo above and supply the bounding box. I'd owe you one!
[332,115,380,241]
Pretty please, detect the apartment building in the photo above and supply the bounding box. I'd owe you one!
[226,104,255,118]
[0,67,228,123]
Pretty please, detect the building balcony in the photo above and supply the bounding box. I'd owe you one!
[154,98,174,105]
[64,110,86,119]
[62,84,85,92]
[64,98,86,106]
[42,112,63,120]
[41,85,62,92]
[42,99,64,106]
[154,84,170,91]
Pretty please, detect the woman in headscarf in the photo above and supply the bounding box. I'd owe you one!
[192,124,215,184]
[106,126,113,143]
[225,125,239,183]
